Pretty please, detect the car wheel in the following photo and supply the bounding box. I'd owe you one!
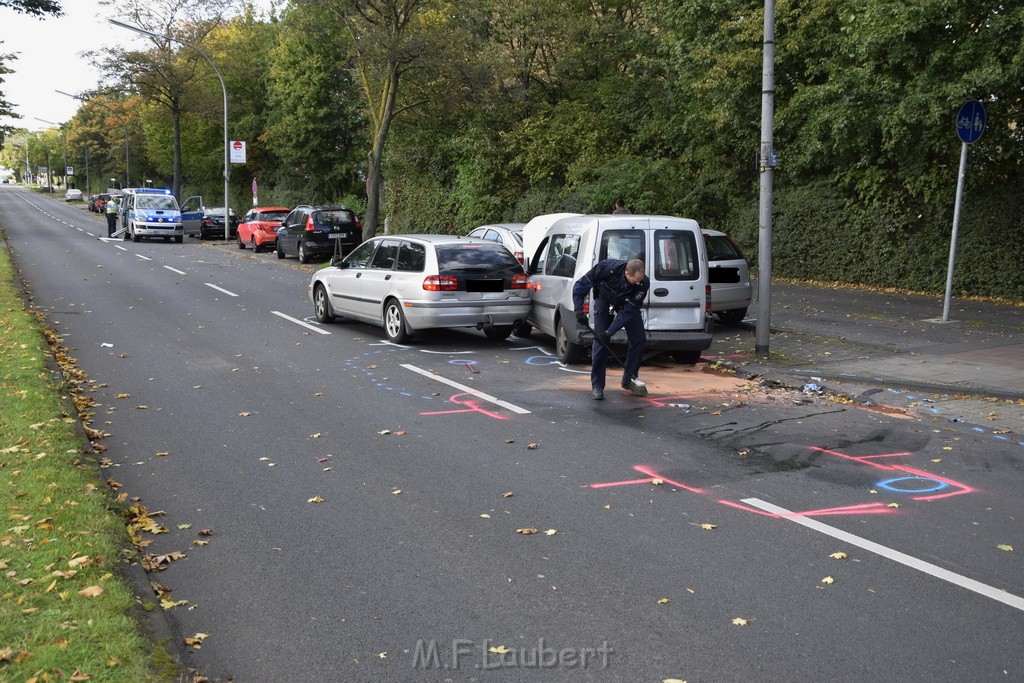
[313,284,335,323]
[556,316,585,364]
[276,244,285,259]
[237,235,246,250]
[131,225,140,243]
[251,238,261,253]
[383,299,411,344]
[511,320,533,339]
[671,350,703,365]
[195,231,204,240]
[175,236,183,244]
[717,308,748,325]
[484,325,513,341]
[298,243,310,264]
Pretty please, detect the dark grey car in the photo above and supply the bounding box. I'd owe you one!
[276,205,362,263]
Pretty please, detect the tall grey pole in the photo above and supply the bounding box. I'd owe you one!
[755,0,776,357]
[941,143,969,322]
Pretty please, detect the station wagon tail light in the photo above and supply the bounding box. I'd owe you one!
[305,216,316,231]
[511,273,528,289]
[705,284,712,315]
[423,275,459,291]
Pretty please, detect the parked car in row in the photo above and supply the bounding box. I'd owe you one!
[64,188,83,202]
[703,228,752,324]
[523,213,714,365]
[180,196,240,239]
[276,205,362,263]
[467,223,526,264]
[237,206,290,252]
[89,192,115,212]
[308,235,530,343]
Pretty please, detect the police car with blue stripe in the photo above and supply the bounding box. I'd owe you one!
[119,188,184,243]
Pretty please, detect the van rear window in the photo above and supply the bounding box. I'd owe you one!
[653,230,699,281]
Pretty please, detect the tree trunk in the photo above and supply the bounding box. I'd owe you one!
[171,98,182,199]
[362,65,400,241]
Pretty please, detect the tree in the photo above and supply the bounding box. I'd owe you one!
[0,0,61,16]
[95,0,232,197]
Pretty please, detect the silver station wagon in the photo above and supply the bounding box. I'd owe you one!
[307,234,531,343]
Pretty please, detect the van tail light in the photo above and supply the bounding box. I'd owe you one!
[423,275,459,291]
[511,274,528,289]
[705,284,712,315]
[305,216,315,231]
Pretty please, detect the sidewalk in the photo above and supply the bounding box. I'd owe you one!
[711,281,1024,443]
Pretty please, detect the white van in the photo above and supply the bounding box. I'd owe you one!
[525,214,714,364]
[521,212,582,271]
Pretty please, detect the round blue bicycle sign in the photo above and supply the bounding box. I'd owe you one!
[956,100,986,144]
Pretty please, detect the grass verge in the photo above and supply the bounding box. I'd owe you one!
[0,240,175,681]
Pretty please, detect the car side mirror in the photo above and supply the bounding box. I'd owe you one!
[331,257,348,268]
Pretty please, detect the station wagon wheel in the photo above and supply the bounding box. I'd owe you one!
[556,317,585,364]
[484,325,513,341]
[511,321,533,339]
[383,299,411,344]
[717,308,748,325]
[298,243,310,264]
[313,285,335,323]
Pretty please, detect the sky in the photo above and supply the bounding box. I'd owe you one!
[0,1,274,132]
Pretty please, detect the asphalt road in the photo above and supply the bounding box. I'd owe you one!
[3,185,1022,682]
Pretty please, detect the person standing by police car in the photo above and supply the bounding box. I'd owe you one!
[572,258,650,400]
[104,196,119,237]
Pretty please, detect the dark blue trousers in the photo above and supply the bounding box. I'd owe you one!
[591,304,645,390]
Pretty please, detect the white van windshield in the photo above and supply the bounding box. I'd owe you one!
[600,231,645,262]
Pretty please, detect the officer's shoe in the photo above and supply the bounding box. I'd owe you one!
[591,388,604,401]
[621,382,631,390]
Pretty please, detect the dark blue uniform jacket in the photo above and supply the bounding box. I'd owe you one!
[572,259,650,317]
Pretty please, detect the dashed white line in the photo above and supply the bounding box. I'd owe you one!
[401,363,531,414]
[742,498,1024,613]
[114,245,128,251]
[136,254,152,261]
[204,283,238,297]
[271,310,331,335]
[163,266,186,275]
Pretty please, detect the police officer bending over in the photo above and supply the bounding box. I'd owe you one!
[572,258,650,400]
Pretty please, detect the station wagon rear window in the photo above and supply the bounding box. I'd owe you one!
[314,210,355,229]
[436,244,521,271]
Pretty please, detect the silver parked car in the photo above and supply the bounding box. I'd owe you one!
[308,235,531,343]
[703,229,752,324]
[467,223,526,264]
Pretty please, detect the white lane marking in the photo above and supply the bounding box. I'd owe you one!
[271,310,331,335]
[136,254,152,261]
[163,266,186,275]
[742,498,1024,613]
[204,283,238,297]
[76,227,84,232]
[401,363,530,414]
[114,245,128,251]
[419,349,473,355]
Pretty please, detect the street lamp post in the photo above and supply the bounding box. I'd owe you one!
[108,18,231,240]
[56,90,130,188]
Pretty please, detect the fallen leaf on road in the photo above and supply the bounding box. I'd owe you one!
[544,529,557,536]
[502,491,514,498]
[652,479,664,485]
[116,393,130,399]
[699,524,716,531]
[829,552,848,560]
[657,598,670,604]
[997,544,1014,552]
[517,528,538,535]
[311,433,322,438]
[394,431,406,436]
[183,633,208,649]
[488,646,510,655]
[732,617,748,626]
[821,576,834,585]
[504,439,514,444]
[177,524,191,530]
[198,529,213,536]
[308,496,324,503]
[238,412,252,417]
[480,514,491,519]
[392,489,402,495]
[378,429,391,435]
[931,459,942,463]
[526,443,540,450]
[887,503,900,508]
[662,679,687,683]
[155,451,170,457]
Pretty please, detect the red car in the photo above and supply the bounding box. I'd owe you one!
[236,206,291,252]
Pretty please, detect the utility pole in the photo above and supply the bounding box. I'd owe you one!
[755,0,777,357]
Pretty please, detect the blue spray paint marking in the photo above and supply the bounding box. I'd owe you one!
[876,476,949,494]
[525,355,561,366]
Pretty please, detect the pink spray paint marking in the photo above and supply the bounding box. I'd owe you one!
[419,393,509,421]
[587,446,976,518]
